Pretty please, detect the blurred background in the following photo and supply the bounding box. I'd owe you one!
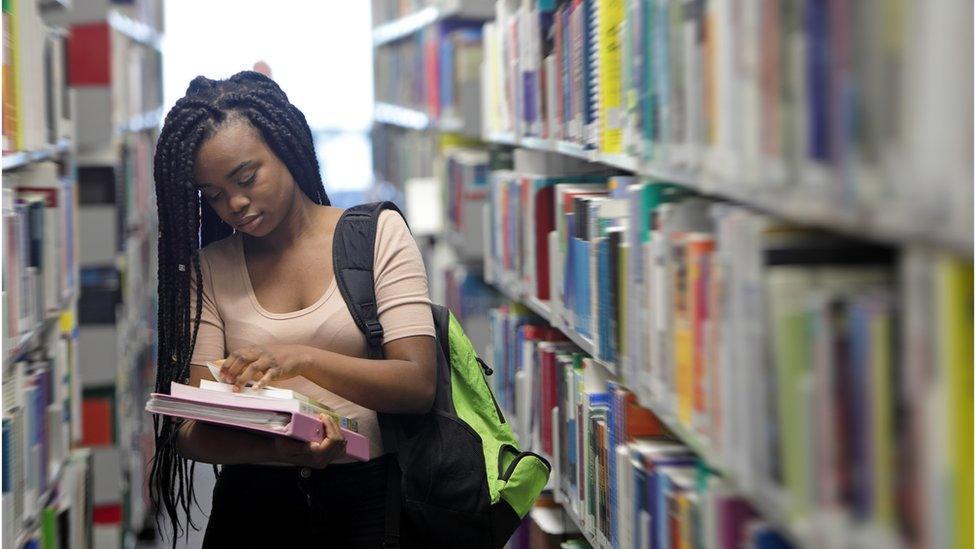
[1,0,972,548]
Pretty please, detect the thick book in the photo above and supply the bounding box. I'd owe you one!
[145,382,370,462]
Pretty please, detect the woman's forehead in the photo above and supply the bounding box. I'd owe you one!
[195,121,264,179]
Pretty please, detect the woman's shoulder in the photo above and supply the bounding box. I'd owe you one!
[199,232,241,268]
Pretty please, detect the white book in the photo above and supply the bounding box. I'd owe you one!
[615,445,633,549]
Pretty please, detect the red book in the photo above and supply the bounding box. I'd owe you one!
[68,22,111,86]
[534,185,556,300]
[553,6,564,141]
[424,27,440,119]
[81,397,113,446]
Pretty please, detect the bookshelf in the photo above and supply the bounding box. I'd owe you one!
[371,1,973,547]
[480,134,972,258]
[1,138,72,171]
[43,0,164,545]
[372,0,495,46]
[2,0,90,545]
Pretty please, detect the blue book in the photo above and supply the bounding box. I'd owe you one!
[440,33,455,114]
[2,418,11,494]
[805,0,831,162]
[753,526,793,548]
[848,300,872,520]
[573,238,591,338]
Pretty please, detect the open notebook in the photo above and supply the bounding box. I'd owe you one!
[145,381,370,462]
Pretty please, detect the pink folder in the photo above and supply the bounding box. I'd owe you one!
[147,382,370,461]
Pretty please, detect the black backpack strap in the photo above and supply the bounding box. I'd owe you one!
[332,201,407,355]
[333,201,406,549]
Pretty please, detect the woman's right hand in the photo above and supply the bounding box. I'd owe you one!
[273,414,347,468]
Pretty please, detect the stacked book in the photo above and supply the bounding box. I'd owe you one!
[485,164,973,547]
[3,164,78,347]
[146,379,370,462]
[2,322,83,546]
[480,0,973,244]
[487,312,798,548]
[2,0,72,154]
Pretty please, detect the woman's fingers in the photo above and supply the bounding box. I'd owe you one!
[219,351,248,383]
[233,357,271,391]
[252,367,279,391]
[306,416,346,467]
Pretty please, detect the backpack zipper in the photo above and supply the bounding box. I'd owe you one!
[477,357,506,424]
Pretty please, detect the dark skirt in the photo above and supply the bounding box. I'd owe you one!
[203,454,415,548]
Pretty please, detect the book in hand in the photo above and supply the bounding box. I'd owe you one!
[145,382,370,462]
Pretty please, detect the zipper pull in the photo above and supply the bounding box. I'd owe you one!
[476,357,493,376]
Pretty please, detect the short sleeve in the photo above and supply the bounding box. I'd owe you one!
[190,250,225,366]
[373,210,436,344]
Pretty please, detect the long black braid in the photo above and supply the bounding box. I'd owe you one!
[149,71,329,543]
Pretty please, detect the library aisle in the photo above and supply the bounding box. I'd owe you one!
[1,0,972,548]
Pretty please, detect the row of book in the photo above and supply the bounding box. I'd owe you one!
[484,153,973,547]
[2,447,94,549]
[443,147,489,258]
[374,21,484,130]
[2,318,85,546]
[488,312,797,548]
[371,0,495,32]
[480,0,972,237]
[372,125,439,189]
[3,163,78,347]
[2,0,72,154]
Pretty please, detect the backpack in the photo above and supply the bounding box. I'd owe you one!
[333,202,551,548]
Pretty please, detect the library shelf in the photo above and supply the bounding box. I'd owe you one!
[487,275,910,549]
[3,294,74,370]
[372,0,495,47]
[483,134,972,258]
[107,9,161,50]
[13,453,71,548]
[2,139,72,172]
[116,107,164,135]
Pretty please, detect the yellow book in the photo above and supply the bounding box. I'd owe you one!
[941,258,973,549]
[2,0,20,151]
[597,0,625,153]
[870,300,895,527]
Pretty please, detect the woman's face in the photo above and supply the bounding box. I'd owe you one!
[193,118,300,237]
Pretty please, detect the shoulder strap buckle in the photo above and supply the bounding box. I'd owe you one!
[365,319,385,349]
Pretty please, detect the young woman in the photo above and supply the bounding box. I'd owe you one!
[150,71,436,547]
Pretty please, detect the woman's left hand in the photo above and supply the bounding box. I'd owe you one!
[216,344,309,391]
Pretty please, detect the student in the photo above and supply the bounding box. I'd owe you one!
[150,71,436,547]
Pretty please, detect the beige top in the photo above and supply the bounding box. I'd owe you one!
[189,210,435,462]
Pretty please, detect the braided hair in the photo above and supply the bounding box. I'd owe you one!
[150,70,329,542]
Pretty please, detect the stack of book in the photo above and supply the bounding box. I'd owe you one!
[2,313,84,546]
[485,164,973,547]
[487,311,799,548]
[480,0,973,243]
[2,0,72,154]
[146,381,371,462]
[443,147,490,259]
[3,163,77,347]
[374,20,484,131]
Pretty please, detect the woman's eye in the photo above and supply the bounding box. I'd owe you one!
[239,173,256,187]
[205,192,221,201]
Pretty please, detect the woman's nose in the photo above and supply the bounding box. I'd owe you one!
[229,193,250,213]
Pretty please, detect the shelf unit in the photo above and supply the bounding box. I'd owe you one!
[106,9,162,50]
[486,273,905,549]
[1,139,72,171]
[3,292,76,369]
[371,0,495,46]
[482,134,972,258]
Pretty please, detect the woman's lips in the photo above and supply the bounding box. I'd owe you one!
[237,214,262,232]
